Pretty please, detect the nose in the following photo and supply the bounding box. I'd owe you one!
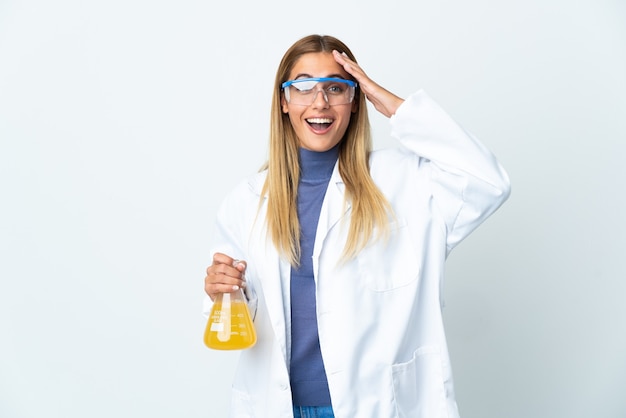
[311,88,330,108]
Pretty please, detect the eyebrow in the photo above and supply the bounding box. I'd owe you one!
[293,73,347,80]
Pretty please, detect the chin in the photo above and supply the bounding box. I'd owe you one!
[301,139,341,152]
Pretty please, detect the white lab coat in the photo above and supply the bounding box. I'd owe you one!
[204,90,511,418]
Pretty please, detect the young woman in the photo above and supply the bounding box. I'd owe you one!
[204,34,510,418]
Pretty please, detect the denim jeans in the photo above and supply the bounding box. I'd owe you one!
[292,405,335,418]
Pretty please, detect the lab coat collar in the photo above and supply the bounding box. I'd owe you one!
[313,163,350,259]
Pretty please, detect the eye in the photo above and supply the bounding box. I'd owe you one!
[326,83,348,95]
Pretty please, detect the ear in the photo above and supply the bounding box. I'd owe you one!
[351,99,358,113]
[281,96,289,113]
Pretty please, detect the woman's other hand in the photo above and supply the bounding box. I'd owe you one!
[204,252,247,301]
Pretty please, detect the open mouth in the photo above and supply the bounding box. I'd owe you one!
[306,117,334,131]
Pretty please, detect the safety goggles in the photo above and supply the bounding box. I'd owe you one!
[281,77,357,106]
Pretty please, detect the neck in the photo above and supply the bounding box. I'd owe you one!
[299,145,339,181]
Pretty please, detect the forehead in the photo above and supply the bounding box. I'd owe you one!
[288,52,350,79]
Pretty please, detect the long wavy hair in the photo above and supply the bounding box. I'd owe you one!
[260,34,392,266]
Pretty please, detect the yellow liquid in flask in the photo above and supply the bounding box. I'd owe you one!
[204,290,257,350]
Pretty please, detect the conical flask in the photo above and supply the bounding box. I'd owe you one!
[204,287,257,350]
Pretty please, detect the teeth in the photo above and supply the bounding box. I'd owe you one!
[307,118,333,124]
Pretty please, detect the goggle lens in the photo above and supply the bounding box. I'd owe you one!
[282,77,357,106]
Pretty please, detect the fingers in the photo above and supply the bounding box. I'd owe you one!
[212,252,236,267]
[205,252,247,300]
[332,50,369,84]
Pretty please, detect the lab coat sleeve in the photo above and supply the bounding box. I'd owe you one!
[202,181,259,318]
[390,89,511,251]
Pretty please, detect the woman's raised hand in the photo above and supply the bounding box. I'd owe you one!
[332,49,404,118]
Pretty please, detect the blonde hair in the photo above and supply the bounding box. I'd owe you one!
[261,34,392,266]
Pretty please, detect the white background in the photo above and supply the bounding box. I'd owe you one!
[1,0,625,417]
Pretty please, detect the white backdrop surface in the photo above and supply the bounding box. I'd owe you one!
[1,0,625,417]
